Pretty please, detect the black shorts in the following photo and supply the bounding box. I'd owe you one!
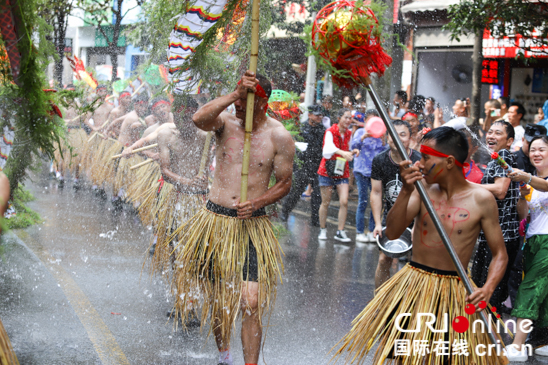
[206,201,266,282]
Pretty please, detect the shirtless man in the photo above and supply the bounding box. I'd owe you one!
[114,93,153,147]
[120,97,174,160]
[107,91,132,122]
[85,85,114,132]
[185,71,294,365]
[334,127,508,364]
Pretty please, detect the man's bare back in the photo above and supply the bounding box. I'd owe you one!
[157,124,211,193]
[118,111,154,147]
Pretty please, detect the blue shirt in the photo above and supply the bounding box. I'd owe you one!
[351,128,387,177]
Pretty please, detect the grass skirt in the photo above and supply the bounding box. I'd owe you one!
[332,262,507,365]
[125,161,161,211]
[0,317,18,365]
[149,183,206,278]
[170,205,283,343]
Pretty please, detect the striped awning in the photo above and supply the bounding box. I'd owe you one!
[400,0,460,14]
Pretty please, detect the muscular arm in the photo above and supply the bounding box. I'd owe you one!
[193,71,258,132]
[239,129,295,217]
[467,192,508,306]
[104,114,127,134]
[158,132,190,186]
[0,173,9,234]
[479,176,511,200]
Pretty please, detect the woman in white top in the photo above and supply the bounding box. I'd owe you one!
[506,135,548,361]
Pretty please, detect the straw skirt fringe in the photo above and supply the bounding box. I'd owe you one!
[0,318,18,365]
[171,207,283,343]
[149,183,206,277]
[332,263,507,365]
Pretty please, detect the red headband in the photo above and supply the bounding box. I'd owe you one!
[403,112,418,120]
[420,145,469,175]
[120,92,131,98]
[152,100,171,110]
[236,80,268,99]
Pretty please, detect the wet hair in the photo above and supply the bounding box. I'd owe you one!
[422,127,469,165]
[426,97,435,104]
[487,99,501,109]
[510,101,526,118]
[393,119,412,136]
[337,108,352,121]
[499,96,510,108]
[395,90,408,103]
[529,135,548,152]
[408,95,425,114]
[255,73,272,99]
[322,95,333,104]
[342,95,355,104]
[364,109,379,118]
[133,92,149,104]
[150,96,171,109]
[96,84,107,90]
[492,120,515,140]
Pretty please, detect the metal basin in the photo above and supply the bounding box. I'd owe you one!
[376,227,413,258]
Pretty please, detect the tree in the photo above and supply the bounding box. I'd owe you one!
[444,0,548,124]
[75,0,145,81]
[37,0,75,85]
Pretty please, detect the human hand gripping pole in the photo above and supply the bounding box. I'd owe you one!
[360,76,505,355]
[239,0,261,204]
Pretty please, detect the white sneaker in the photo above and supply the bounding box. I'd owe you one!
[505,344,528,362]
[334,230,351,243]
[535,345,548,356]
[318,228,327,240]
[356,233,368,242]
[366,232,376,242]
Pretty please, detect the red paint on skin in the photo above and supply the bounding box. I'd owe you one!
[421,201,471,247]
[433,168,444,180]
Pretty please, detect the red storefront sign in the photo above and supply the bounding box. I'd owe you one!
[481,59,499,84]
[482,29,548,58]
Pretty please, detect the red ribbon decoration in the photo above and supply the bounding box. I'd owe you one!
[420,144,469,175]
[157,176,165,194]
[119,92,131,98]
[236,80,268,113]
[402,112,418,120]
[152,100,171,110]
[236,80,268,99]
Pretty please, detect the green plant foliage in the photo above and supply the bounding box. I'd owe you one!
[0,0,66,199]
[444,0,548,56]
[5,187,41,230]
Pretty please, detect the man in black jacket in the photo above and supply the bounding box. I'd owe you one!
[514,124,547,174]
[280,105,326,226]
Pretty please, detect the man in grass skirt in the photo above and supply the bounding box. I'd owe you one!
[333,127,509,365]
[171,71,294,365]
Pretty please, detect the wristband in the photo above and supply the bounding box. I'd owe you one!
[526,174,533,184]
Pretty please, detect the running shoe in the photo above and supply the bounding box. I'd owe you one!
[334,230,351,242]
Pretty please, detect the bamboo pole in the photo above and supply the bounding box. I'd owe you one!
[240,0,261,202]
[360,76,504,355]
[198,132,213,178]
[87,132,98,143]
[130,158,154,170]
[111,143,158,159]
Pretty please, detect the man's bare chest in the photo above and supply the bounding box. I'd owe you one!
[217,133,274,170]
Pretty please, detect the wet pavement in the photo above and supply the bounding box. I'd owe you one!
[0,173,546,364]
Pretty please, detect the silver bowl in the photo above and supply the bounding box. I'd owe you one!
[376,227,412,258]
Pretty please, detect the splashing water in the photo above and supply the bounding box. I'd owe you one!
[462,125,492,155]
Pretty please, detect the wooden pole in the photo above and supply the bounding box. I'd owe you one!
[198,132,213,178]
[240,0,261,203]
[111,143,158,159]
[129,158,154,170]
